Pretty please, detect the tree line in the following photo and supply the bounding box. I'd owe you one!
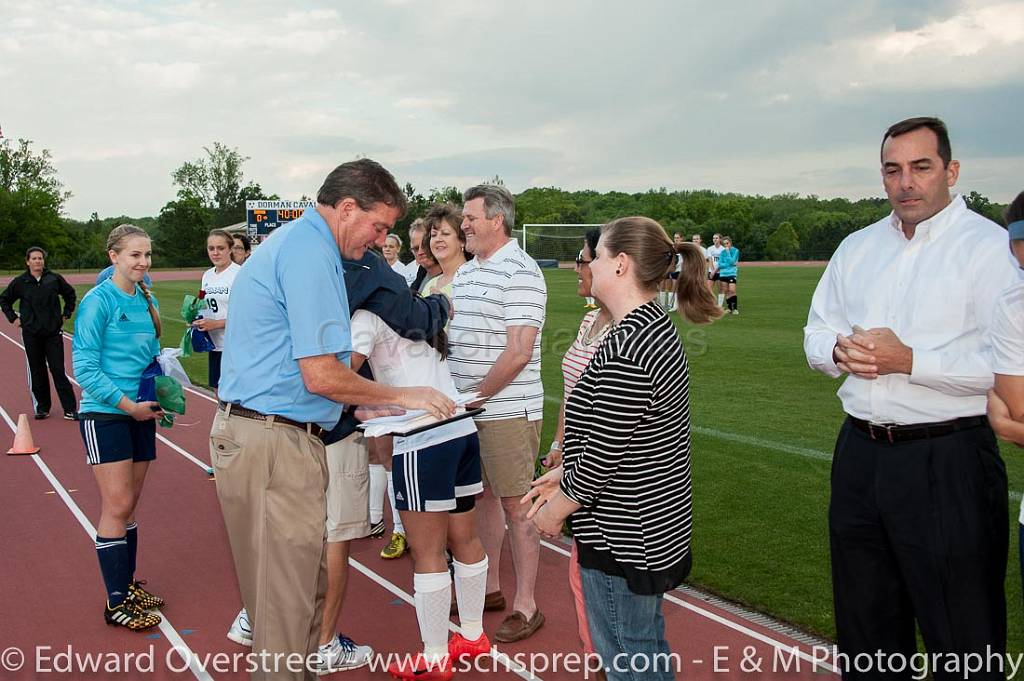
[1,138,1010,270]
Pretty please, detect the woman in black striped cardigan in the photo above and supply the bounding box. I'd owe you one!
[524,217,720,680]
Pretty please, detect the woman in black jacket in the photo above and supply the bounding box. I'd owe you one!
[0,246,78,419]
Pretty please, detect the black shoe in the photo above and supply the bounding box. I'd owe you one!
[128,580,165,609]
[366,519,386,538]
[63,411,78,421]
[33,411,49,420]
[104,599,161,631]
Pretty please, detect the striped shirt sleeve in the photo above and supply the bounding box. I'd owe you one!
[560,353,653,507]
[503,268,546,328]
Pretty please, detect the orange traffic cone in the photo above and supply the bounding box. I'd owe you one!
[7,413,41,456]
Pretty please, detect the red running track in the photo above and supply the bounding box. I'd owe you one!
[0,328,837,680]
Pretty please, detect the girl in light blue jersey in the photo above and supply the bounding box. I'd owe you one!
[72,224,165,632]
[718,236,740,314]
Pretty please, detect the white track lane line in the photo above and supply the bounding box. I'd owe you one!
[0,404,214,681]
[348,558,539,680]
[0,330,212,474]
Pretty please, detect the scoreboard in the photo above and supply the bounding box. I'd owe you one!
[245,200,316,242]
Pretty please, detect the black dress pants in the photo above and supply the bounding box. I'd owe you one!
[829,417,1008,680]
[22,329,76,414]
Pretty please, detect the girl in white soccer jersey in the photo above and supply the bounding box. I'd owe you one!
[349,309,489,681]
[194,229,240,391]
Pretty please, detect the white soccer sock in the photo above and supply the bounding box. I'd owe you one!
[414,571,451,663]
[717,293,725,306]
[453,557,488,641]
[386,471,405,535]
[369,464,386,524]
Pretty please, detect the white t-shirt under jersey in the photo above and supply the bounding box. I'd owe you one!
[391,259,417,286]
[201,262,241,350]
[350,309,475,453]
[989,280,1024,525]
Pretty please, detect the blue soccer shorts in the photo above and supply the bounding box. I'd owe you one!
[392,432,482,513]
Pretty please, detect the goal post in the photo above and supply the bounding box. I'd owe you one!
[516,223,604,264]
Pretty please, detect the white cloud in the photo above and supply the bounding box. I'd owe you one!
[763,1,1024,95]
[876,2,1024,57]
[132,62,203,91]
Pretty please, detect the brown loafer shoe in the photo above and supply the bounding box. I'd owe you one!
[493,610,545,643]
[450,590,506,616]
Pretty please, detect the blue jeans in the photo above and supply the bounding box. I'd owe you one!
[580,567,676,681]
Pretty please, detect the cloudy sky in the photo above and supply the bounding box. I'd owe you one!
[2,0,1023,219]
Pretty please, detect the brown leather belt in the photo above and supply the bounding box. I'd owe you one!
[218,401,326,441]
[848,415,987,445]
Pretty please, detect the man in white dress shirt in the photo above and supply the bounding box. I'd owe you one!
[804,117,1017,680]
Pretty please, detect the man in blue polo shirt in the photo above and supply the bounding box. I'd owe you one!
[210,158,455,681]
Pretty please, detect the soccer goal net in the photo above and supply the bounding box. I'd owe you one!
[513,224,604,264]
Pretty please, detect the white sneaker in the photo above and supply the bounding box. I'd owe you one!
[227,608,253,647]
[733,309,739,315]
[315,634,373,675]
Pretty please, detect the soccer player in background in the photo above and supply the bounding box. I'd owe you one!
[706,233,725,306]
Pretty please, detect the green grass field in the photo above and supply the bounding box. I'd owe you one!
[62,267,1024,650]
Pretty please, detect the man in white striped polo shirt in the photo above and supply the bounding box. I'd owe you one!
[449,184,547,642]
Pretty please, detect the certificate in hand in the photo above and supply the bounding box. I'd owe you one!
[357,393,484,437]
[358,407,485,437]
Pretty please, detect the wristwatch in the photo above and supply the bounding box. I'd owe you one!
[549,440,562,451]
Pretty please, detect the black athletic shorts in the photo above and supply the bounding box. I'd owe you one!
[80,413,157,465]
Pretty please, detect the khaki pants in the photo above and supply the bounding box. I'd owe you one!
[325,432,370,542]
[211,408,328,681]
[476,417,543,497]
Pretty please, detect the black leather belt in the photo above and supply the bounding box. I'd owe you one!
[219,401,326,441]
[848,415,988,445]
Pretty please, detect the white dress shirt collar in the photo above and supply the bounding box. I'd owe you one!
[887,193,964,243]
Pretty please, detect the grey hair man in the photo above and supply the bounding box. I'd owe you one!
[212,158,455,681]
[448,184,548,642]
